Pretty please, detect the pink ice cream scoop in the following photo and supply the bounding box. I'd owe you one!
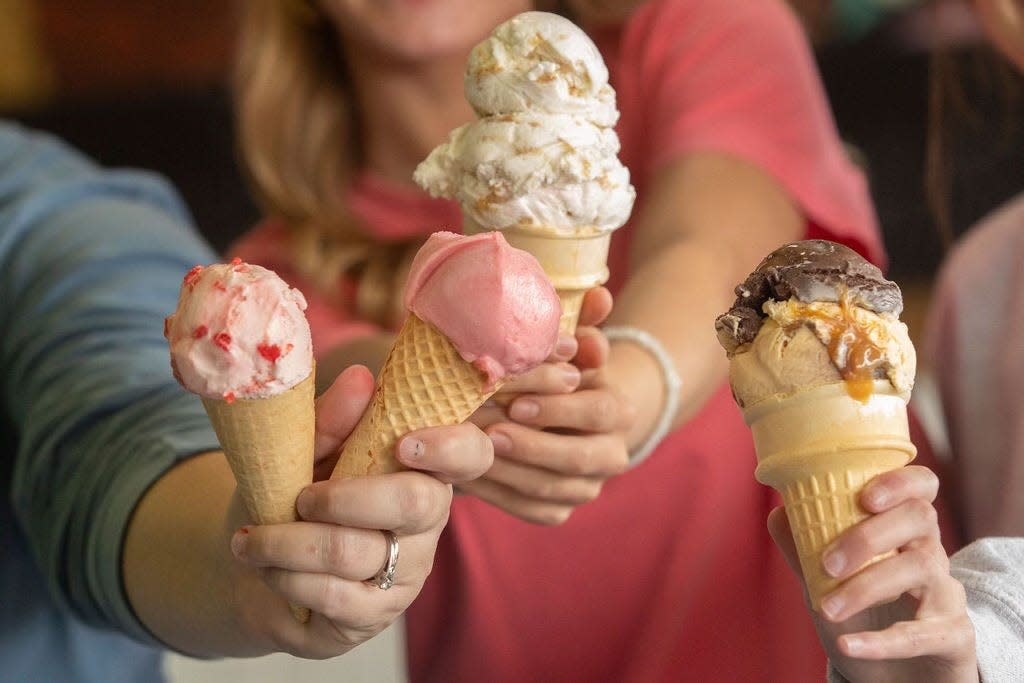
[404,231,560,388]
[164,259,313,402]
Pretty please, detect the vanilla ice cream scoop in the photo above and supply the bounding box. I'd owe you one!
[415,11,635,235]
[715,240,915,407]
[164,260,313,401]
[464,10,617,125]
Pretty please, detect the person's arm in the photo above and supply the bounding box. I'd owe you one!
[601,0,873,448]
[1,123,493,657]
[605,152,804,447]
[465,1,855,522]
[124,365,493,657]
[0,122,222,640]
[949,538,1024,682]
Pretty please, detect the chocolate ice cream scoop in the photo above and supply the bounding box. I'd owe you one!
[715,240,902,353]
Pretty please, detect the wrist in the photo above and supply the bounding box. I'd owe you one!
[604,326,681,467]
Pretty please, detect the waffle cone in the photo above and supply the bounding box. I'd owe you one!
[202,371,315,623]
[463,219,610,334]
[742,381,916,609]
[332,314,499,478]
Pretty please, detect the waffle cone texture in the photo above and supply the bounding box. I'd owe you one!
[202,370,315,623]
[332,314,499,478]
[743,381,916,609]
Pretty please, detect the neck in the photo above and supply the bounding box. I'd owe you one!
[348,53,474,187]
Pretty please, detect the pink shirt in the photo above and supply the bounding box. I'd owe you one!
[927,194,1024,540]
[230,1,953,679]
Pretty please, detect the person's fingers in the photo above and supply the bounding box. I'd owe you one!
[467,402,508,430]
[575,327,609,370]
[258,567,410,625]
[395,423,494,484]
[313,365,375,462]
[821,498,941,581]
[766,506,803,578]
[860,465,940,513]
[579,286,613,327]
[458,476,576,526]
[836,612,976,661]
[488,423,628,477]
[506,388,634,433]
[231,522,392,580]
[483,456,605,505]
[549,334,579,362]
[818,545,950,622]
[498,362,580,395]
[296,472,452,535]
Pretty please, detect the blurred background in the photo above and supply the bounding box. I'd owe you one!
[2,0,1020,680]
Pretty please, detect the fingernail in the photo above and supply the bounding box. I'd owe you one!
[295,488,313,518]
[865,485,889,509]
[555,335,577,359]
[562,366,581,388]
[821,594,844,620]
[231,527,249,559]
[490,431,512,456]
[842,635,863,654]
[398,437,425,462]
[823,549,846,577]
[510,399,539,421]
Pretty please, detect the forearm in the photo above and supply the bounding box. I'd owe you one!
[122,451,277,657]
[604,153,804,450]
[605,238,743,450]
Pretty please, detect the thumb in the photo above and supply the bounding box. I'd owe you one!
[767,506,803,579]
[313,365,374,464]
[579,286,613,327]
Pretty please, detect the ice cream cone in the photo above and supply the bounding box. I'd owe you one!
[464,219,610,334]
[332,314,500,478]
[202,371,316,623]
[743,381,916,609]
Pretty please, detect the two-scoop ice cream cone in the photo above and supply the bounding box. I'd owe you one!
[415,11,634,334]
[716,240,918,609]
[165,260,315,622]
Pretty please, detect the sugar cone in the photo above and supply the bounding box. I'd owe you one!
[743,380,916,609]
[463,218,610,334]
[332,314,500,478]
[202,371,315,623]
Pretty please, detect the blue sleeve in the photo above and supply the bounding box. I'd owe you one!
[0,122,222,644]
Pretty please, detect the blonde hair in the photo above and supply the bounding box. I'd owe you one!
[234,0,417,327]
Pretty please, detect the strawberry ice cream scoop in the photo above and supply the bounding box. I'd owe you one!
[164,260,313,401]
[404,231,560,387]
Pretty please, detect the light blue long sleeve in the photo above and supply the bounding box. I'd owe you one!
[0,122,221,680]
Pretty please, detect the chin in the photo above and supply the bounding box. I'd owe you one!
[372,2,526,60]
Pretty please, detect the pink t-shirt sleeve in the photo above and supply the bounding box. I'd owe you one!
[227,220,381,357]
[618,0,883,266]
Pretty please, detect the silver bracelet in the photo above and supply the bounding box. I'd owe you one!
[603,325,681,467]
